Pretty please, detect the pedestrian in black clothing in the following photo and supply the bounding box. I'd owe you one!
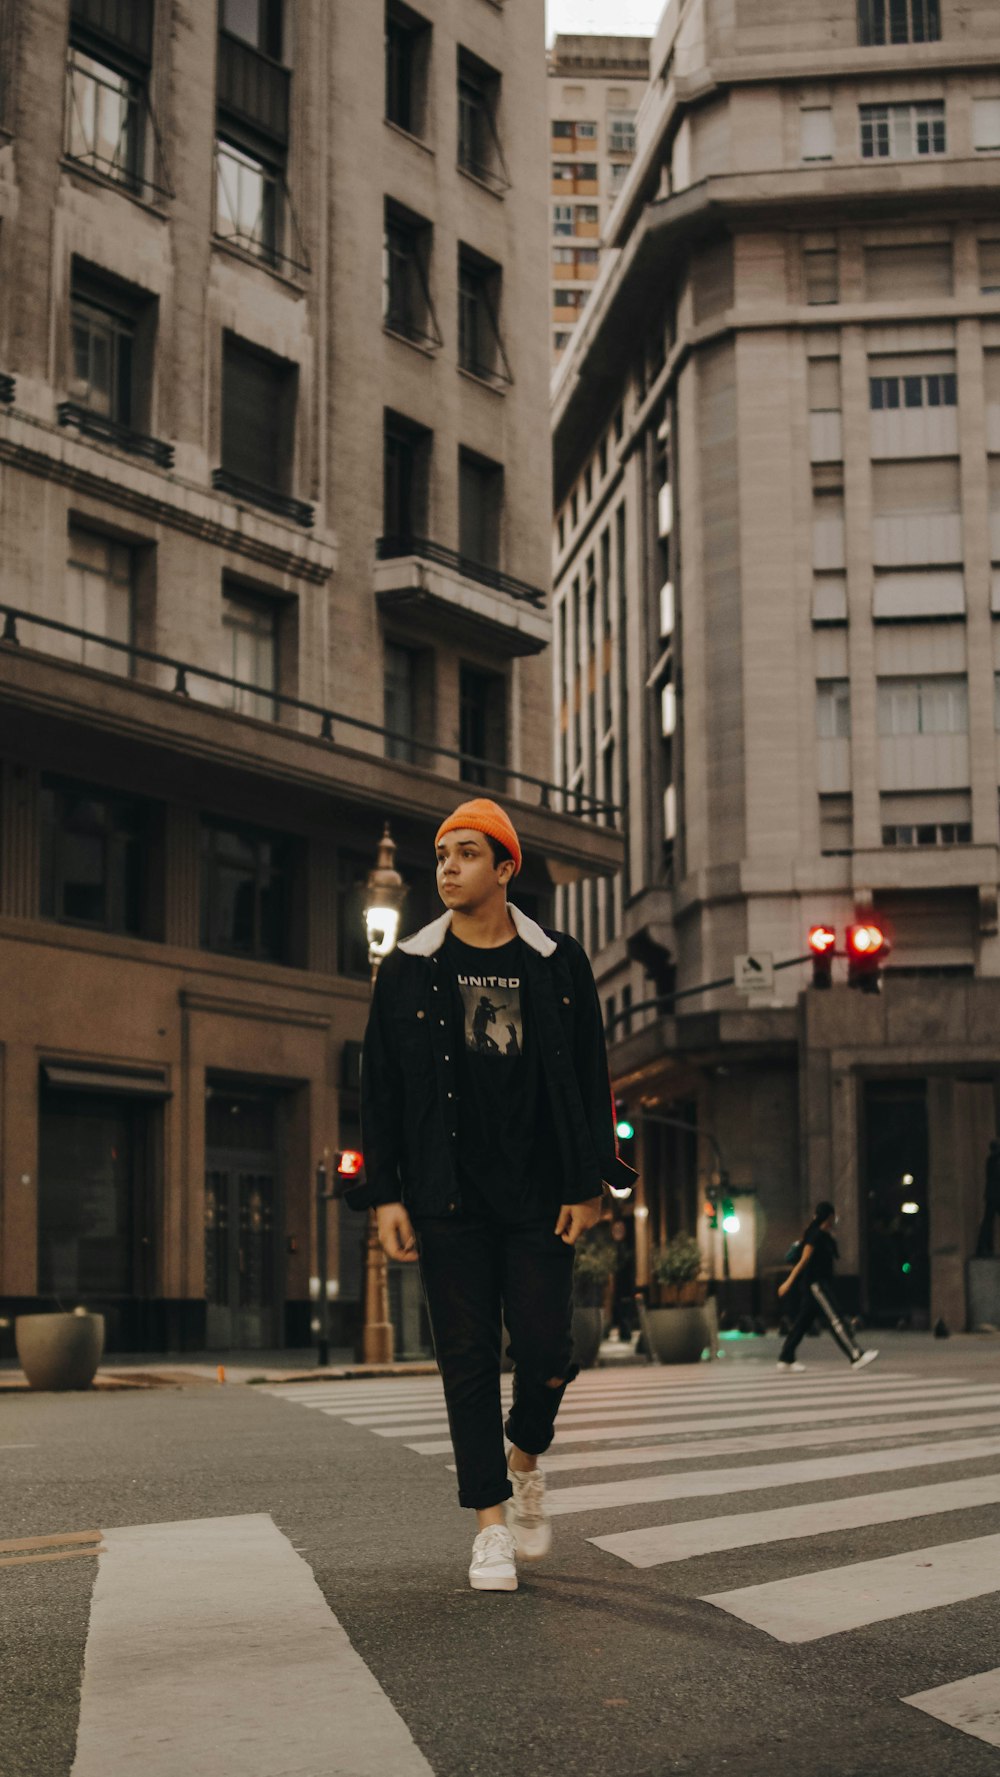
[974,1140,1000,1257]
[348,797,636,1592]
[777,1200,879,1371]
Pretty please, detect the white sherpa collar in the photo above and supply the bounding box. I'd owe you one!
[398,904,557,959]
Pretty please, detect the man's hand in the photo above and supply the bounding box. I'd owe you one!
[554,1196,604,1246]
[777,1278,791,1298]
[376,1202,418,1262]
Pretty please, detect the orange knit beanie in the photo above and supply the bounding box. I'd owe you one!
[434,799,522,876]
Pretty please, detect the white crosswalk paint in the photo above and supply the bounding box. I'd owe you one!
[70,1514,433,1777]
[591,1472,1000,1566]
[702,1530,1000,1643]
[542,1432,1000,1518]
[904,1666,1000,1751]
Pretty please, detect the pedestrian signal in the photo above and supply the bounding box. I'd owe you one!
[807,925,836,990]
[335,1149,364,1178]
[846,921,889,994]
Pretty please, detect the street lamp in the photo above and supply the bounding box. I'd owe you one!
[360,822,407,1363]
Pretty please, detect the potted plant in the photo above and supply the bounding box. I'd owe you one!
[639,1234,716,1364]
[572,1229,618,1369]
[15,1305,105,1391]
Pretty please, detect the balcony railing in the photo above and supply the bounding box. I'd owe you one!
[212,468,314,528]
[57,401,174,468]
[0,374,14,405]
[376,536,546,608]
[217,30,290,146]
[0,603,617,824]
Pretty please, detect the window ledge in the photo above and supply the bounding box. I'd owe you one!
[59,156,170,221]
[57,402,174,469]
[457,162,507,200]
[211,232,307,294]
[384,118,435,158]
[211,468,314,528]
[458,365,508,396]
[383,323,440,359]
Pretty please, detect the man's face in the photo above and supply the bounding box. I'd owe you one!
[435,828,512,913]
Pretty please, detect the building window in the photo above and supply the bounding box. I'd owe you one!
[877,677,968,736]
[457,48,508,193]
[220,0,282,56]
[65,0,168,199]
[608,113,636,153]
[220,333,297,495]
[385,0,430,136]
[215,140,284,266]
[860,101,946,160]
[857,0,941,44]
[576,121,597,140]
[817,679,851,738]
[973,98,1000,154]
[819,794,853,856]
[383,409,431,543]
[215,1,303,275]
[70,291,133,427]
[552,119,574,139]
[65,525,134,676]
[979,238,1000,295]
[576,204,599,227]
[553,204,574,235]
[383,200,441,349]
[221,586,279,721]
[459,663,506,787]
[870,371,957,409]
[864,241,953,298]
[883,820,972,846]
[801,107,834,162]
[40,775,148,934]
[201,818,294,962]
[608,161,629,192]
[459,448,503,570]
[804,242,840,304]
[458,244,511,385]
[384,642,418,763]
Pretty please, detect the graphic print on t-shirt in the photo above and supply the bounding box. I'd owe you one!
[456,968,523,1059]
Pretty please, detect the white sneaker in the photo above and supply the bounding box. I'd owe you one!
[469,1525,518,1592]
[776,1360,806,1373]
[505,1463,552,1562]
[851,1349,879,1370]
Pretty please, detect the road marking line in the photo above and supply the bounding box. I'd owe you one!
[702,1530,1000,1643]
[904,1666,1000,1750]
[591,1472,1000,1566]
[70,1514,433,1777]
[545,1432,1000,1518]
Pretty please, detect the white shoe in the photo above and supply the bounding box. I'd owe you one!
[776,1360,806,1373]
[469,1525,518,1592]
[505,1463,552,1562]
[851,1349,879,1370]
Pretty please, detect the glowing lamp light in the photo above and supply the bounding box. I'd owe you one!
[366,904,400,960]
[901,1200,920,1215]
[634,1205,650,1220]
[808,925,837,954]
[722,1212,741,1234]
[616,1116,636,1142]
[336,1149,364,1179]
[902,1172,914,1186]
[902,1261,912,1274]
[847,922,887,956]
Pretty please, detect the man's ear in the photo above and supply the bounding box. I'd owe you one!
[498,859,515,887]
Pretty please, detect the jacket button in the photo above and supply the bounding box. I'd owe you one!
[563,996,571,1005]
[432,985,438,992]
[416,1010,425,1020]
[447,1201,456,1213]
[447,1091,453,1099]
[444,1054,450,1061]
[439,1019,446,1027]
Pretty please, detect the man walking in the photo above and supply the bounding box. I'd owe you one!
[349,798,636,1592]
[777,1200,879,1372]
[974,1139,1000,1257]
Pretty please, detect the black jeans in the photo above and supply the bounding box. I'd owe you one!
[780,1279,862,1364]
[415,1214,578,1510]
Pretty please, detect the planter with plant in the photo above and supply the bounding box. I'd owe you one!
[571,1230,618,1368]
[639,1234,715,1364]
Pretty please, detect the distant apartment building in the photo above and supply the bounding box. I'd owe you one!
[0,0,622,1355]
[547,33,649,361]
[552,0,1000,1332]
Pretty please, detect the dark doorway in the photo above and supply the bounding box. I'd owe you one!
[38,1091,156,1349]
[863,1079,930,1327]
[204,1089,282,1350]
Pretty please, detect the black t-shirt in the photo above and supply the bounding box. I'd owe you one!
[442,930,560,1222]
[801,1220,837,1282]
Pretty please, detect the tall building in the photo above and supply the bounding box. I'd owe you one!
[0,0,622,1354]
[552,0,1000,1331]
[547,33,649,361]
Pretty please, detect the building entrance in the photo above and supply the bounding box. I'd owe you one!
[863,1079,930,1328]
[204,1090,282,1350]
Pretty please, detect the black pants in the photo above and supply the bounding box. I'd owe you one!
[975,1203,999,1257]
[779,1280,862,1364]
[415,1214,578,1510]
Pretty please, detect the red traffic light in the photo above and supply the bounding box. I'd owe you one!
[846,922,888,959]
[335,1149,364,1177]
[808,925,836,954]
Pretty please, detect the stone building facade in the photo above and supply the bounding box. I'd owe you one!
[0,0,621,1352]
[551,0,1000,1329]
[547,33,649,362]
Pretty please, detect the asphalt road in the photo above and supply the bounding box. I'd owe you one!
[3,1334,1000,1777]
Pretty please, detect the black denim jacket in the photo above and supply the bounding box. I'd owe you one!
[347,905,637,1217]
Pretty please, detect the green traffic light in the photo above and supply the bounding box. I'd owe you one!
[902,1262,912,1274]
[616,1118,635,1142]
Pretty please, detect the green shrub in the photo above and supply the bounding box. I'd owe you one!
[650,1233,702,1289]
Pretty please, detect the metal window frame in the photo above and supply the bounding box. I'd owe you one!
[214,138,310,278]
[458,253,512,388]
[456,59,511,196]
[384,208,443,350]
[64,47,173,202]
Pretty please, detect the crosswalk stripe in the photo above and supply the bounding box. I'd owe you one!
[262,1369,916,1410]
[532,1408,1000,1475]
[590,1471,1000,1566]
[701,1530,1000,1643]
[341,1377,979,1426]
[368,1386,1000,1440]
[70,1514,433,1777]
[542,1432,1000,1519]
[904,1666,1000,1750]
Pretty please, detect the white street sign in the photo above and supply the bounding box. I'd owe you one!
[734,953,774,994]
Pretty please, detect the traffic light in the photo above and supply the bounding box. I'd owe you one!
[332,1149,365,1194]
[614,1101,636,1167]
[721,1199,740,1235]
[846,920,890,994]
[808,924,836,990]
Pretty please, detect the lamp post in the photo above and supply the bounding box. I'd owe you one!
[360,822,407,1364]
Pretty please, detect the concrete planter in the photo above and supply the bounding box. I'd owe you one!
[15,1312,105,1391]
[638,1300,714,1365]
[571,1305,605,1370]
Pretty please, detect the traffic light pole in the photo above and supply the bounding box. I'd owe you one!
[604,953,813,1033]
[315,1155,334,1368]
